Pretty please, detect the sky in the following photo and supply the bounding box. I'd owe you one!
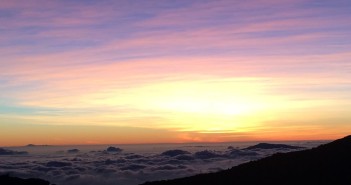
[1,0,351,146]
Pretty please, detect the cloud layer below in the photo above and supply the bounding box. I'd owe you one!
[0,141,323,185]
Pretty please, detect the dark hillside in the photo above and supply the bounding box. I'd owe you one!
[142,135,351,185]
[0,174,51,185]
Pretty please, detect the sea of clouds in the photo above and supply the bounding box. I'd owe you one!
[0,141,324,185]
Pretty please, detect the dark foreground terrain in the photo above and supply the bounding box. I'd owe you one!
[0,174,51,185]
[142,135,351,185]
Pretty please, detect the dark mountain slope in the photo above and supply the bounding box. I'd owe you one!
[142,135,351,185]
[0,174,51,185]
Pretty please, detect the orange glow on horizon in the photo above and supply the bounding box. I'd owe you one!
[1,1,351,146]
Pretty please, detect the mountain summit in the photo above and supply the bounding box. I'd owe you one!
[142,135,351,185]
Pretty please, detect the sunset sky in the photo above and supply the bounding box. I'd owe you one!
[1,0,351,146]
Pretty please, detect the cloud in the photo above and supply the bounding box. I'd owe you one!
[0,0,350,183]
[174,155,195,161]
[0,141,322,185]
[94,167,116,174]
[104,158,126,165]
[161,150,190,157]
[124,154,144,159]
[193,150,223,159]
[0,148,28,155]
[120,164,146,171]
[226,149,258,158]
[46,161,72,168]
[106,147,123,153]
[0,1,350,138]
[67,149,80,154]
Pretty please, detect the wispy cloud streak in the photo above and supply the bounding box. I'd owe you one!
[1,0,351,144]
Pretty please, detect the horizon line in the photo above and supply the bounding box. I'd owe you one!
[2,138,333,148]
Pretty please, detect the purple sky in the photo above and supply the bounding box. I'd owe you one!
[1,0,351,146]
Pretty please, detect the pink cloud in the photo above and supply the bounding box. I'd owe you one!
[1,0,350,140]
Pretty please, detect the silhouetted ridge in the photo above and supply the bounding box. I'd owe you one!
[141,135,351,185]
[318,135,351,149]
[0,174,52,185]
[243,143,304,150]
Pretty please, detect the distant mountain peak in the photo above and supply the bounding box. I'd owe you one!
[243,143,304,150]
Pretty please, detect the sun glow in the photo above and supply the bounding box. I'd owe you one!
[1,0,351,147]
[150,78,268,112]
[119,78,275,132]
[156,94,262,116]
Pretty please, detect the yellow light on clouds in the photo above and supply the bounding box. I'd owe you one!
[81,77,281,133]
